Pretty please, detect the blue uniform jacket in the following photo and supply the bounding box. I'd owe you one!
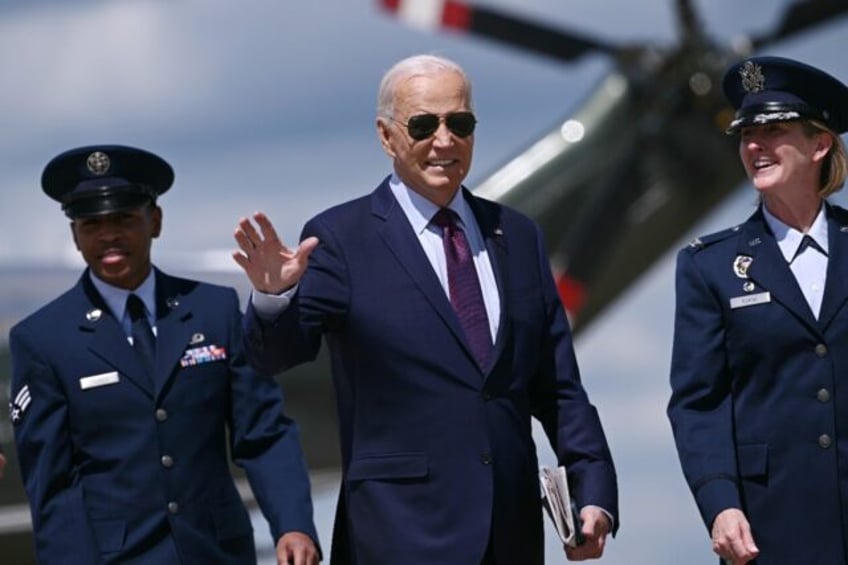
[668,204,848,564]
[9,268,318,564]
[244,178,619,565]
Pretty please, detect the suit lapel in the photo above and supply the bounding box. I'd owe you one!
[372,182,468,345]
[742,209,819,333]
[818,205,848,330]
[372,181,503,376]
[78,274,155,396]
[87,319,155,395]
[153,271,195,397]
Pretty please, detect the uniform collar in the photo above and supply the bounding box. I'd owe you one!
[762,203,828,263]
[88,268,157,322]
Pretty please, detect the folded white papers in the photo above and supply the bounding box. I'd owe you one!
[539,465,582,547]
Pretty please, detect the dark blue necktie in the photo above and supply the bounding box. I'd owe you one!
[791,234,828,263]
[127,294,156,377]
[432,208,492,369]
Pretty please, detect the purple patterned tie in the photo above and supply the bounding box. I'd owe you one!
[432,208,492,369]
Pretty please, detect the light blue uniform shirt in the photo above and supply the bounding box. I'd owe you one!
[763,204,828,319]
[89,270,157,340]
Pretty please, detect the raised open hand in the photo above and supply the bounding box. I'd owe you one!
[232,212,319,294]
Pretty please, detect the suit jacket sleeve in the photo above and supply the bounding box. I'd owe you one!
[526,222,619,530]
[243,214,348,376]
[667,248,741,528]
[10,323,101,563]
[223,288,320,553]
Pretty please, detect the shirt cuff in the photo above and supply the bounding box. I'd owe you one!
[251,285,297,321]
[582,504,615,532]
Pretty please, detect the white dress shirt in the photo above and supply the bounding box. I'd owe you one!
[387,175,501,342]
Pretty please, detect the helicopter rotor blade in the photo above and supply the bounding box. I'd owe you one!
[750,0,848,49]
[674,0,701,41]
[377,0,617,63]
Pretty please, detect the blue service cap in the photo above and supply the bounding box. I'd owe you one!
[42,144,174,219]
[722,56,848,134]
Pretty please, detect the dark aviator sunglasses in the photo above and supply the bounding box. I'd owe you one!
[392,112,477,141]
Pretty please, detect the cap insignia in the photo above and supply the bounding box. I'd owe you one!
[739,61,765,93]
[86,151,111,176]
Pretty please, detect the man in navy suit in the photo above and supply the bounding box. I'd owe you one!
[9,145,320,564]
[233,54,619,564]
[668,57,848,564]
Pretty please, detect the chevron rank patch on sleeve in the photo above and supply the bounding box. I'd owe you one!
[10,384,31,425]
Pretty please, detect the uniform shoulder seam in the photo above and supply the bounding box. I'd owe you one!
[684,225,740,252]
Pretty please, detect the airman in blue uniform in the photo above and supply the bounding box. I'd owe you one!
[668,57,848,564]
[8,145,320,564]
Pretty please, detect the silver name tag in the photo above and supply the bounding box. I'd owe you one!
[79,371,120,390]
[730,291,771,310]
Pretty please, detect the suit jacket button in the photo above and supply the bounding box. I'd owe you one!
[167,501,179,514]
[815,344,828,357]
[819,434,833,448]
[480,453,491,465]
[161,455,174,468]
[155,408,169,422]
[817,388,831,403]
[482,391,492,401]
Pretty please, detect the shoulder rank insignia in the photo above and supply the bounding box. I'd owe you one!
[686,225,740,253]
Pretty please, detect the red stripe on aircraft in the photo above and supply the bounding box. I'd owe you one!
[380,0,400,12]
[555,272,586,318]
[442,1,472,30]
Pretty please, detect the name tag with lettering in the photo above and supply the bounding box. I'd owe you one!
[79,371,120,390]
[730,291,771,310]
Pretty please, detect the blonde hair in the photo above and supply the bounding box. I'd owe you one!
[803,120,848,197]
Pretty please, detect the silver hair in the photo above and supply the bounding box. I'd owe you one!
[376,54,473,119]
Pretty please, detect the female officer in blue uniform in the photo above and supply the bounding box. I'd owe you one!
[8,145,320,564]
[668,57,848,564]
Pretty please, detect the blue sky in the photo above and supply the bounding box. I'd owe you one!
[2,1,848,563]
